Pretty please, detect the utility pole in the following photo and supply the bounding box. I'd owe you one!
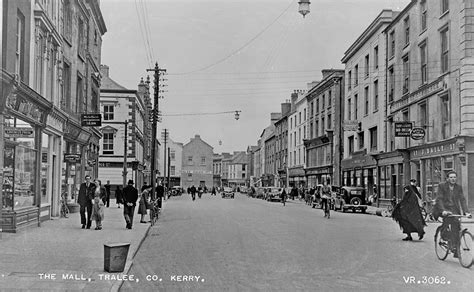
[167,146,171,190]
[123,120,128,187]
[146,63,167,200]
[162,128,169,186]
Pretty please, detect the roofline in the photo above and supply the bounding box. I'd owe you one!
[307,70,344,96]
[341,9,396,63]
[384,0,416,32]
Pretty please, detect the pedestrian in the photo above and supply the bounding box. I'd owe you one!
[138,184,151,223]
[122,180,138,229]
[190,185,196,201]
[92,180,106,230]
[321,181,332,218]
[280,188,287,206]
[156,180,164,208]
[104,180,111,208]
[115,185,123,208]
[290,185,297,201]
[392,178,426,241]
[78,175,96,229]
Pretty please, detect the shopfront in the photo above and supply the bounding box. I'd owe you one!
[341,150,377,197]
[1,72,52,232]
[305,167,333,187]
[288,167,306,187]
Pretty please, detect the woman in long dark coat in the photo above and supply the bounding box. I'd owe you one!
[138,185,151,223]
[392,180,426,241]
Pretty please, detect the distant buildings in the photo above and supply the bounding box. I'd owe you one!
[181,135,214,189]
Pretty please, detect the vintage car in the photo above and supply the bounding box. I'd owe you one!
[256,187,266,199]
[334,186,368,213]
[170,186,182,196]
[221,187,235,199]
[265,187,283,202]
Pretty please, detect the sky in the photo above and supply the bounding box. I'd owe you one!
[100,0,410,153]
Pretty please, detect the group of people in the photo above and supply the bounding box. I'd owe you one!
[78,176,165,230]
[392,171,471,258]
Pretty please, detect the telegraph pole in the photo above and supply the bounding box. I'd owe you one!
[167,146,171,190]
[162,128,169,186]
[146,63,167,200]
[123,120,128,187]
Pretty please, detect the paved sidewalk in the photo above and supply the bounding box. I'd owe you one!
[0,203,154,291]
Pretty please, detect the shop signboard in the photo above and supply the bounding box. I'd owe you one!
[411,127,425,140]
[4,127,34,138]
[394,122,413,137]
[343,120,360,131]
[81,114,102,127]
[64,153,81,163]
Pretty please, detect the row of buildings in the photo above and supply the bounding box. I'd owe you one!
[247,0,474,210]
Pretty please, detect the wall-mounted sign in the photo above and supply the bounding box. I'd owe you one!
[411,127,426,140]
[395,122,413,137]
[64,153,81,163]
[4,127,34,138]
[81,114,102,127]
[343,120,360,131]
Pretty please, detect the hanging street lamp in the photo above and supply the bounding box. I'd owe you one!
[234,110,241,120]
[298,0,311,18]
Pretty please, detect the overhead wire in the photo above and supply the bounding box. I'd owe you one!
[134,0,152,66]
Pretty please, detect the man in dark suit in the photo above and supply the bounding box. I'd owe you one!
[122,180,138,229]
[78,175,96,229]
[435,171,471,257]
[156,180,165,208]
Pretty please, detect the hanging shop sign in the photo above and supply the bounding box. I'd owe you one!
[410,128,426,140]
[4,127,34,138]
[81,114,102,127]
[64,153,81,163]
[395,122,413,137]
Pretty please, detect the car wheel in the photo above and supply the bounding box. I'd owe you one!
[350,197,362,205]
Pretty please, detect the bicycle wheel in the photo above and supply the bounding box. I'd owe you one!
[434,226,449,260]
[420,207,428,221]
[458,230,473,268]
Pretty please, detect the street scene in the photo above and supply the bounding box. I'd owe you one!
[2,0,474,291]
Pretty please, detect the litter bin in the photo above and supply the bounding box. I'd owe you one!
[104,243,130,272]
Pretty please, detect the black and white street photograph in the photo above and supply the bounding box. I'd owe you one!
[1,0,474,291]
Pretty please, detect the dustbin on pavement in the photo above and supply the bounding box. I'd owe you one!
[104,243,130,272]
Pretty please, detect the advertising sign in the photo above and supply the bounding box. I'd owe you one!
[4,127,34,138]
[343,120,359,131]
[395,122,413,137]
[411,127,426,140]
[64,153,81,163]
[81,114,102,126]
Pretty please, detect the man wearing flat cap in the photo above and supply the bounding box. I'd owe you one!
[122,180,138,229]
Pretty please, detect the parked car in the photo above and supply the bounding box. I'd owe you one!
[265,187,282,202]
[334,186,368,213]
[256,187,266,199]
[170,186,182,196]
[222,187,235,199]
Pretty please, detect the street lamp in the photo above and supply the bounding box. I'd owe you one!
[234,110,241,120]
[298,0,311,18]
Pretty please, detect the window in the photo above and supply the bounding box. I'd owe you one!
[369,127,378,152]
[322,93,325,109]
[403,55,409,94]
[420,42,428,84]
[315,120,319,137]
[348,71,352,90]
[170,151,175,160]
[365,55,369,77]
[441,27,449,73]
[420,0,427,31]
[441,95,450,138]
[419,102,428,141]
[299,112,301,124]
[290,117,292,129]
[303,125,306,139]
[76,74,84,113]
[389,67,394,102]
[310,122,313,139]
[242,164,246,171]
[63,0,72,41]
[404,16,410,45]
[170,166,175,176]
[364,86,369,115]
[103,132,114,155]
[16,12,25,79]
[35,33,45,93]
[316,98,319,113]
[441,0,449,14]
[347,98,352,120]
[298,128,301,144]
[327,114,331,129]
[310,101,314,116]
[348,136,354,154]
[374,80,379,111]
[201,157,206,165]
[321,117,325,132]
[358,131,364,150]
[354,94,358,120]
[402,110,410,148]
[62,61,71,110]
[188,156,193,165]
[390,30,395,58]
[374,46,379,69]
[187,173,192,181]
[328,90,332,107]
[103,105,114,120]
[354,65,359,86]
[78,17,85,58]
[303,108,306,121]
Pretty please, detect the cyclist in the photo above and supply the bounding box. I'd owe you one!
[280,188,287,206]
[321,180,331,218]
[434,171,472,257]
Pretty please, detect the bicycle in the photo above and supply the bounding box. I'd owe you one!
[321,196,331,219]
[149,198,160,226]
[60,192,69,218]
[434,214,473,268]
[420,199,440,222]
[381,197,397,217]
